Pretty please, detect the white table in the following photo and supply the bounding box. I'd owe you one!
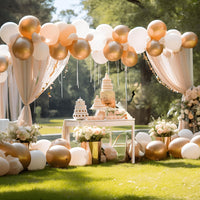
[62,118,135,163]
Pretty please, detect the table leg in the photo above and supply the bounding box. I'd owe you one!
[62,122,70,144]
[131,122,135,164]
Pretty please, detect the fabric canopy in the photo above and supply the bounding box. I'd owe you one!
[10,51,70,126]
[147,48,193,94]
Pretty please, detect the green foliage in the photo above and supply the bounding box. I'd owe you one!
[0,0,55,26]
[1,160,200,199]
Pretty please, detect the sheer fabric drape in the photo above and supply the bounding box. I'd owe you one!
[147,47,194,130]
[147,48,193,94]
[11,53,70,126]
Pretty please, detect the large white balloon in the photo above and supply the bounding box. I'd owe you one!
[28,150,46,171]
[30,139,51,155]
[167,29,181,37]
[0,71,8,84]
[72,19,89,38]
[91,50,108,64]
[90,30,107,51]
[6,155,23,175]
[128,27,148,54]
[40,23,59,45]
[181,143,200,159]
[0,22,19,44]
[33,42,49,60]
[164,33,182,52]
[96,24,113,39]
[178,129,193,140]
[69,147,88,166]
[0,157,9,176]
[135,132,152,152]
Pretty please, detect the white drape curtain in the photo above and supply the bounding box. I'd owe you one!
[7,66,21,121]
[147,48,193,94]
[147,47,194,130]
[11,52,70,126]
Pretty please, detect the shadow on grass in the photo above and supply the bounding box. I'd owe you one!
[0,189,182,200]
[139,159,200,168]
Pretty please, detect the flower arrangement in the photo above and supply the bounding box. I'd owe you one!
[6,122,41,143]
[181,86,200,132]
[0,131,7,142]
[149,118,178,137]
[73,126,110,142]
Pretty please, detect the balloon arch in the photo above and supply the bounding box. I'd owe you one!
[0,15,198,128]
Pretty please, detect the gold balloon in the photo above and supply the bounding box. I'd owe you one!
[182,32,198,48]
[190,135,200,147]
[0,56,9,73]
[51,138,71,149]
[112,25,130,43]
[146,40,163,56]
[46,145,71,168]
[49,42,68,60]
[147,20,167,41]
[0,142,31,169]
[68,38,91,60]
[103,40,123,61]
[121,46,138,67]
[59,24,77,46]
[19,15,41,39]
[168,137,190,158]
[145,141,167,160]
[12,36,34,60]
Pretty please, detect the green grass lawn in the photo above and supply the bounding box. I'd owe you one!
[1,159,200,200]
[38,118,149,135]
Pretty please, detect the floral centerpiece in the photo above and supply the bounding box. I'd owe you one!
[0,130,8,143]
[181,86,200,132]
[73,126,110,142]
[6,122,41,143]
[149,119,178,137]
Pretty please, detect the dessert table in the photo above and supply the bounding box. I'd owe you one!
[62,118,136,163]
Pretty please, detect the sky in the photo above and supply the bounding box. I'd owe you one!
[52,0,87,21]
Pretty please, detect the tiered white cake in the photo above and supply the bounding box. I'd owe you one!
[90,95,106,110]
[100,73,116,108]
[73,98,88,120]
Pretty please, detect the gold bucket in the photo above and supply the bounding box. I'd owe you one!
[89,141,101,164]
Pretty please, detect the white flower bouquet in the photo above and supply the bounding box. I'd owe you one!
[181,86,200,132]
[73,126,110,142]
[149,119,177,137]
[7,122,41,143]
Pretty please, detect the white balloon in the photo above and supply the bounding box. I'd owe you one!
[96,24,113,38]
[33,42,49,60]
[30,139,51,155]
[0,22,19,44]
[91,50,108,64]
[167,29,181,37]
[90,30,107,51]
[178,129,193,140]
[0,71,8,83]
[28,150,46,170]
[164,33,182,52]
[69,147,88,166]
[0,157,9,176]
[135,132,152,152]
[72,19,89,38]
[181,143,200,159]
[128,27,148,54]
[40,23,59,45]
[6,155,23,175]
[0,44,11,59]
